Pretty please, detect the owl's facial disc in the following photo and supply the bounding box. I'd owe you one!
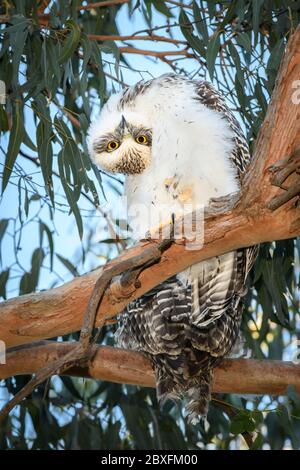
[92,118,152,175]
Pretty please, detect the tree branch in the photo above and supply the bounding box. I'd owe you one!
[78,0,129,10]
[166,1,193,10]
[87,34,187,45]
[1,341,300,396]
[118,46,195,59]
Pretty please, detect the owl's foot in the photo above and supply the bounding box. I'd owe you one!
[145,213,176,241]
[164,176,194,203]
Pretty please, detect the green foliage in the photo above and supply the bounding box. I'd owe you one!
[0,0,299,450]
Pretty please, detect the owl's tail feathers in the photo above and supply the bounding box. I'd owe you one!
[152,355,213,423]
[185,371,213,424]
[155,362,181,404]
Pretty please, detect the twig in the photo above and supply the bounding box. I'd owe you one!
[37,0,51,14]
[76,51,129,87]
[267,146,300,210]
[52,99,81,129]
[118,46,195,59]
[103,70,128,87]
[267,180,300,210]
[87,34,187,45]
[269,148,300,187]
[0,343,91,422]
[78,0,129,10]
[166,0,193,9]
[96,204,127,252]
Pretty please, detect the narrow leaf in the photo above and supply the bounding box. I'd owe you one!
[0,269,10,300]
[56,254,79,277]
[39,221,54,271]
[2,101,25,193]
[58,20,81,64]
[206,32,220,79]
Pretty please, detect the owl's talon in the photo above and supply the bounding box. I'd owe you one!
[170,213,175,241]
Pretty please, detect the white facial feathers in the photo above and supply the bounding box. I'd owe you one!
[88,108,152,174]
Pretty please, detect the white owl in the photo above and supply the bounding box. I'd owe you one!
[88,74,257,423]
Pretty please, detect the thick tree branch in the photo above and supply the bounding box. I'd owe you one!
[0,26,300,351]
[1,341,300,396]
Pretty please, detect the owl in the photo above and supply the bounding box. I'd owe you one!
[88,74,257,423]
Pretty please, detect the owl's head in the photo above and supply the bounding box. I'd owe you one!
[88,99,152,175]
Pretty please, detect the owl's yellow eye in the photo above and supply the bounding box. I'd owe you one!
[107,140,120,152]
[136,135,148,145]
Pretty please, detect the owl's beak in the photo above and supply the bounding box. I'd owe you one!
[120,115,127,131]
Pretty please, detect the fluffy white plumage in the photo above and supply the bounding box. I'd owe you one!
[88,76,239,239]
[88,74,256,422]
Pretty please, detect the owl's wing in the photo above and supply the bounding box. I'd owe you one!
[186,250,249,358]
[194,80,251,179]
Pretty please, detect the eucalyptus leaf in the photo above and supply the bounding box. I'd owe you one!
[58,20,81,65]
[206,32,221,79]
[2,101,25,193]
[0,269,10,300]
[56,254,79,277]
